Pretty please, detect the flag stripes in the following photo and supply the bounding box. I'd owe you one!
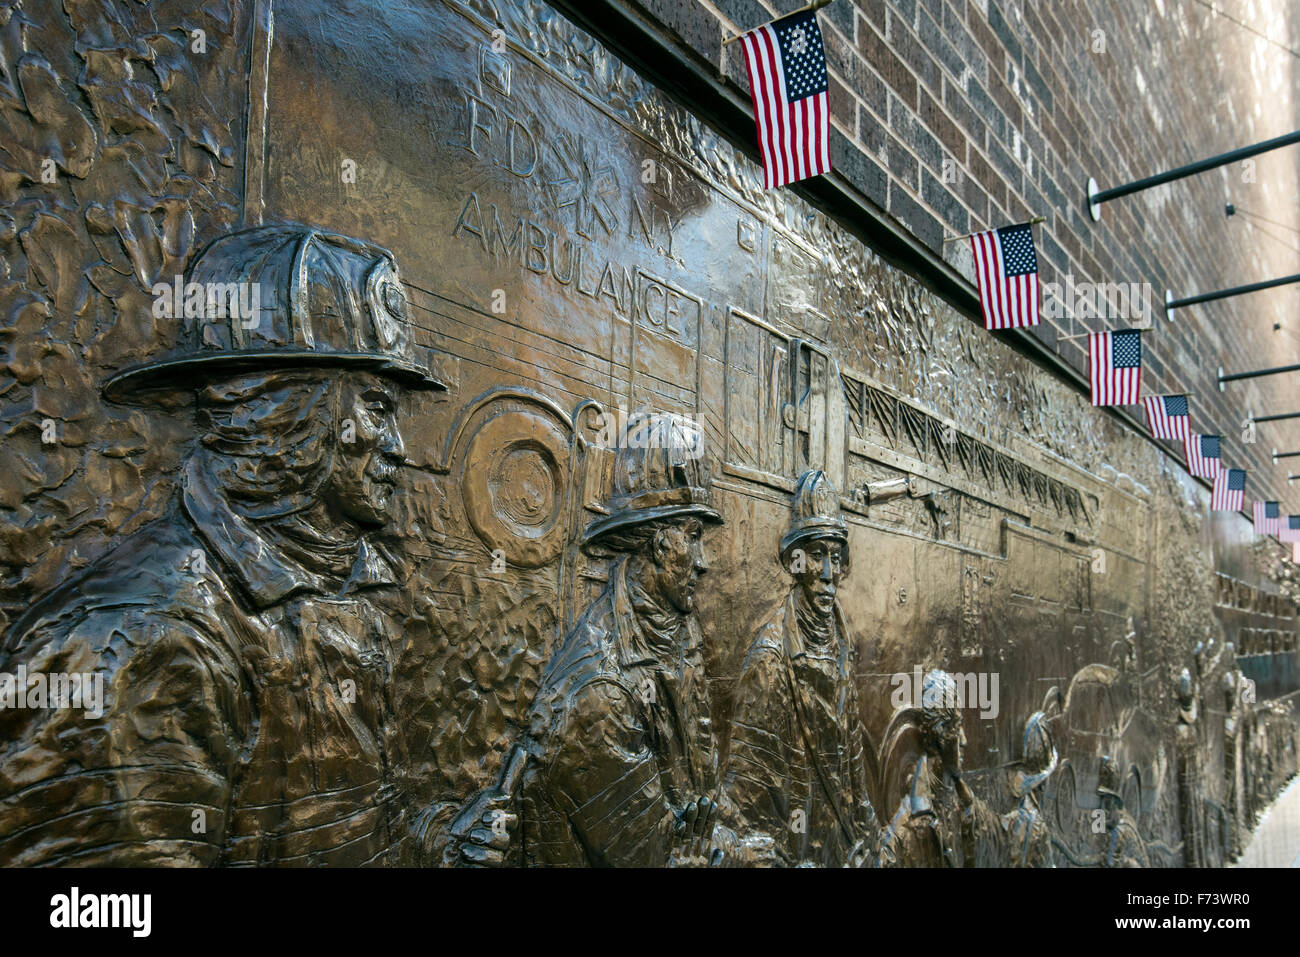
[1186,434,1222,479]
[970,225,1039,329]
[1254,501,1282,536]
[739,11,831,190]
[1211,469,1245,511]
[1142,394,1191,441]
[1089,330,1142,406]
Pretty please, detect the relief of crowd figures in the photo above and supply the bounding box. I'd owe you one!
[1,0,1297,868]
[1,220,1294,867]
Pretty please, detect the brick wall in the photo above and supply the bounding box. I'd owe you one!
[626,0,1300,506]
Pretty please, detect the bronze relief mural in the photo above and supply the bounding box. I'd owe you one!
[0,0,1295,868]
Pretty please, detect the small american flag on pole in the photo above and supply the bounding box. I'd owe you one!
[1142,394,1191,441]
[1254,500,1282,535]
[1088,330,1142,406]
[969,224,1039,330]
[1211,469,1245,511]
[1185,434,1221,479]
[738,8,831,190]
[1281,515,1300,543]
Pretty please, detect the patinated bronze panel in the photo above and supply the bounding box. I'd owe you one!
[0,0,1296,867]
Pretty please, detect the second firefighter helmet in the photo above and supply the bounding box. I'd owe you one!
[581,412,722,549]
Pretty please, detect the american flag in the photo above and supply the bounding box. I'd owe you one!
[1281,515,1300,543]
[1211,469,1245,511]
[738,9,831,190]
[1142,394,1191,441]
[970,224,1039,330]
[1089,330,1142,406]
[1254,500,1282,535]
[1294,540,1300,563]
[1185,434,1222,479]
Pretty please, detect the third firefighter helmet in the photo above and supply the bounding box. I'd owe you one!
[779,469,849,565]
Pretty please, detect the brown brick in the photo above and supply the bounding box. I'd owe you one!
[1038,112,1068,170]
[966,4,1004,77]
[941,75,988,152]
[1005,190,1031,225]
[859,16,918,109]
[919,87,967,162]
[988,71,1023,133]
[859,0,888,32]
[828,72,856,133]
[825,18,887,108]
[965,145,1005,212]
[877,124,920,190]
[950,160,989,225]
[888,12,941,94]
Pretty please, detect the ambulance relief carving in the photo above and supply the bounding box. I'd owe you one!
[718,304,1099,553]
[837,366,1096,545]
[1214,573,1299,657]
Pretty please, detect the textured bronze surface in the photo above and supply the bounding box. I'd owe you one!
[0,0,1296,867]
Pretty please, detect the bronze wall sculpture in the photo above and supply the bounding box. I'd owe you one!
[2,224,445,865]
[0,0,1296,867]
[724,469,883,867]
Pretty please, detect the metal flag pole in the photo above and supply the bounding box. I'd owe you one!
[1272,449,1300,462]
[1055,331,1162,344]
[1218,361,1300,390]
[1165,273,1300,321]
[943,215,1045,244]
[1085,129,1300,222]
[1253,411,1300,423]
[722,0,835,46]
[1227,203,1300,236]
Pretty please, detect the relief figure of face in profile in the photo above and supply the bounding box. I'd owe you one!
[322,375,407,528]
[0,225,447,868]
[649,516,709,615]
